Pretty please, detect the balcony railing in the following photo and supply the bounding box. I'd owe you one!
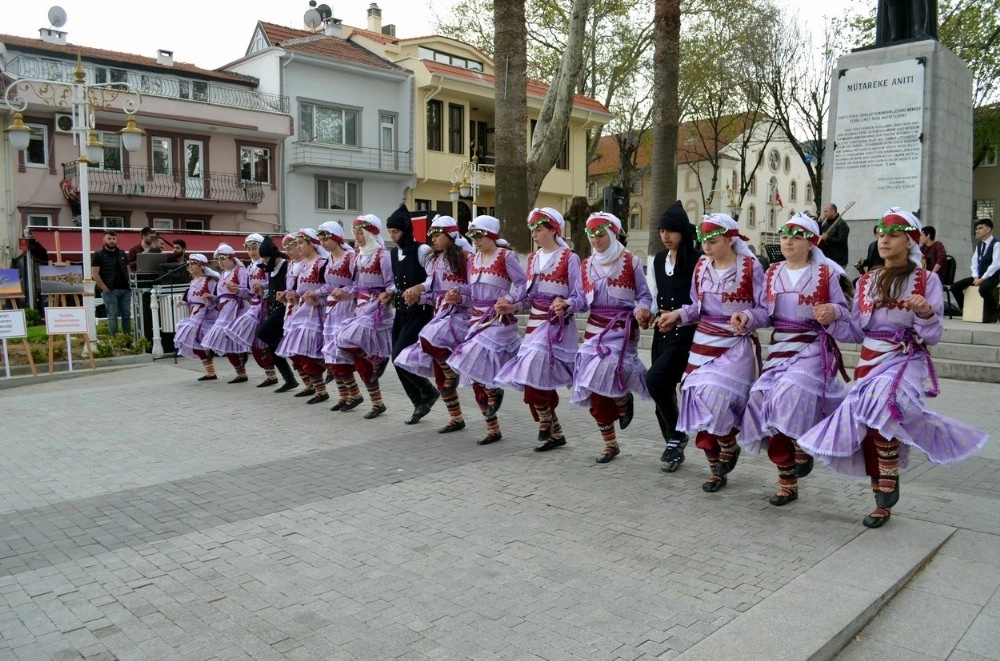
[8,56,289,114]
[63,162,265,204]
[289,142,414,174]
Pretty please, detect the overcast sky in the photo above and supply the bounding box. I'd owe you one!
[4,0,862,71]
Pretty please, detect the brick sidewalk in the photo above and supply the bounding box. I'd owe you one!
[1,362,997,659]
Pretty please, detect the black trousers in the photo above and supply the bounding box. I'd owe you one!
[953,275,1000,313]
[392,304,437,407]
[645,328,695,443]
[257,306,296,384]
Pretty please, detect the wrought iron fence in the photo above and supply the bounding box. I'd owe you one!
[63,162,265,204]
[8,56,289,114]
[289,142,414,174]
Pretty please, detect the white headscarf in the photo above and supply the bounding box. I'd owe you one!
[528,207,569,248]
[244,233,265,245]
[294,227,330,260]
[700,214,756,261]
[352,214,385,257]
[879,207,923,267]
[468,215,509,248]
[585,211,626,266]
[429,216,474,254]
[188,253,208,265]
[318,221,347,246]
[783,212,846,277]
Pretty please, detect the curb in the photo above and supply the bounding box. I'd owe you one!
[0,353,154,389]
[676,518,955,660]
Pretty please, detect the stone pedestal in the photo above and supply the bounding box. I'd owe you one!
[825,40,973,278]
[962,287,999,323]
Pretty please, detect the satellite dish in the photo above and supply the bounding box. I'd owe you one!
[303,8,322,29]
[48,6,67,28]
[316,4,333,21]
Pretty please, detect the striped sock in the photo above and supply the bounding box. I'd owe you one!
[443,390,463,422]
[776,462,797,496]
[599,422,617,449]
[202,359,216,377]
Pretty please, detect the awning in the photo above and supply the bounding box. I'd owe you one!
[27,228,262,261]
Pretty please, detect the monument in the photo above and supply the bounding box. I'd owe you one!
[826,0,974,278]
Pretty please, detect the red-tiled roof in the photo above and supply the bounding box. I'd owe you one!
[348,27,399,45]
[256,22,407,73]
[588,113,764,176]
[0,33,256,85]
[423,60,610,115]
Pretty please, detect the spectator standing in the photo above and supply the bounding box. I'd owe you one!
[127,227,155,271]
[818,203,850,267]
[91,230,132,337]
[856,225,885,275]
[143,235,164,254]
[952,218,1000,317]
[166,239,187,263]
[919,226,947,274]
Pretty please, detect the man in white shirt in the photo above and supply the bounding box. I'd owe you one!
[953,218,1000,317]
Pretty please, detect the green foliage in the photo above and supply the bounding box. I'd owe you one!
[24,308,42,326]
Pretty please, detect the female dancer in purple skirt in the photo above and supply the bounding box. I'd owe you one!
[571,212,654,463]
[200,244,251,383]
[225,234,280,387]
[739,213,855,506]
[496,208,587,452]
[173,254,220,381]
[339,214,393,419]
[394,216,475,433]
[314,221,363,412]
[797,208,988,528]
[658,214,767,492]
[448,215,527,445]
[278,234,312,395]
[276,229,331,404]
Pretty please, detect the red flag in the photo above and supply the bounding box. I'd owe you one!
[774,187,783,209]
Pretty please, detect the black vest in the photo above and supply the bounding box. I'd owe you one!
[977,238,997,278]
[391,247,428,309]
[652,250,696,312]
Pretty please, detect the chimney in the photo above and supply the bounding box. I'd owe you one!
[156,49,174,66]
[367,3,382,33]
[38,28,67,45]
[382,24,396,37]
[324,17,343,38]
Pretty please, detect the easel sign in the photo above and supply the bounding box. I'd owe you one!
[0,309,36,378]
[43,307,96,373]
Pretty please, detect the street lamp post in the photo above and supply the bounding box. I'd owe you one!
[449,156,479,221]
[4,57,144,342]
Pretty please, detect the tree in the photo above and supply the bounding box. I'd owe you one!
[648,0,681,257]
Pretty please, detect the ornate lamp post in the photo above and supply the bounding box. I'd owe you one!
[4,56,144,341]
[448,155,480,220]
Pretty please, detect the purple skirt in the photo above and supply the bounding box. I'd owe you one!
[447,316,520,388]
[495,317,578,391]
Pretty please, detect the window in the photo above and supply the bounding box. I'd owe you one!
[414,198,432,212]
[630,212,641,230]
[426,100,442,151]
[806,184,813,202]
[630,180,642,195]
[152,137,172,175]
[240,146,271,183]
[975,200,994,221]
[179,80,209,102]
[587,182,597,199]
[88,131,122,171]
[747,205,756,229]
[184,219,205,231]
[448,104,464,155]
[748,175,756,195]
[26,124,48,167]
[768,207,776,230]
[790,180,797,202]
[97,216,125,229]
[300,102,359,146]
[27,214,53,227]
[982,147,998,167]
[151,218,173,230]
[94,67,128,85]
[686,170,699,192]
[417,46,484,71]
[316,178,360,211]
[784,155,791,173]
[140,74,164,96]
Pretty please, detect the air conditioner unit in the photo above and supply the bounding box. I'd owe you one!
[54,113,74,134]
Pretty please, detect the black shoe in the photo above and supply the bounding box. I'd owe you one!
[438,419,466,434]
[702,476,727,492]
[197,375,218,382]
[228,376,249,384]
[875,483,899,510]
[364,403,387,419]
[619,393,634,430]
[257,378,279,388]
[294,388,316,398]
[769,491,798,506]
[274,381,299,393]
[660,434,688,472]
[330,401,344,411]
[795,455,814,479]
[485,389,505,418]
[596,446,620,464]
[477,432,502,445]
[534,438,567,452]
[863,508,891,528]
[307,393,330,405]
[405,403,432,425]
[714,447,742,476]
[340,396,364,412]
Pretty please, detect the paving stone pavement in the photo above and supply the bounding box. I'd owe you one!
[1,360,998,660]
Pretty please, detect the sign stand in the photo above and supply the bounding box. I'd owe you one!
[0,308,36,378]
[44,307,95,373]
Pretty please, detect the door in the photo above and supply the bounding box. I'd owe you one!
[184,139,204,199]
[379,114,395,170]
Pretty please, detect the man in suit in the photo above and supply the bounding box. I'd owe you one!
[953,218,1000,318]
[818,203,850,267]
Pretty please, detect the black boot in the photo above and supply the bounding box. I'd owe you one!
[660,433,688,473]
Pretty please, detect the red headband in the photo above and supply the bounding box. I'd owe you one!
[430,224,460,235]
[528,209,561,235]
[881,213,921,243]
[353,217,381,235]
[785,222,820,245]
[471,229,501,241]
[699,222,746,241]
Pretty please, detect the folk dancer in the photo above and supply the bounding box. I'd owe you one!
[225,234,281,387]
[394,216,475,433]
[173,254,220,381]
[496,208,588,452]
[797,208,988,528]
[448,215,528,445]
[739,213,855,506]
[571,212,654,463]
[659,214,768,492]
[254,236,299,393]
[200,244,251,383]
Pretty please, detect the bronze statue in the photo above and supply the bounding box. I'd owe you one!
[876,0,938,45]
